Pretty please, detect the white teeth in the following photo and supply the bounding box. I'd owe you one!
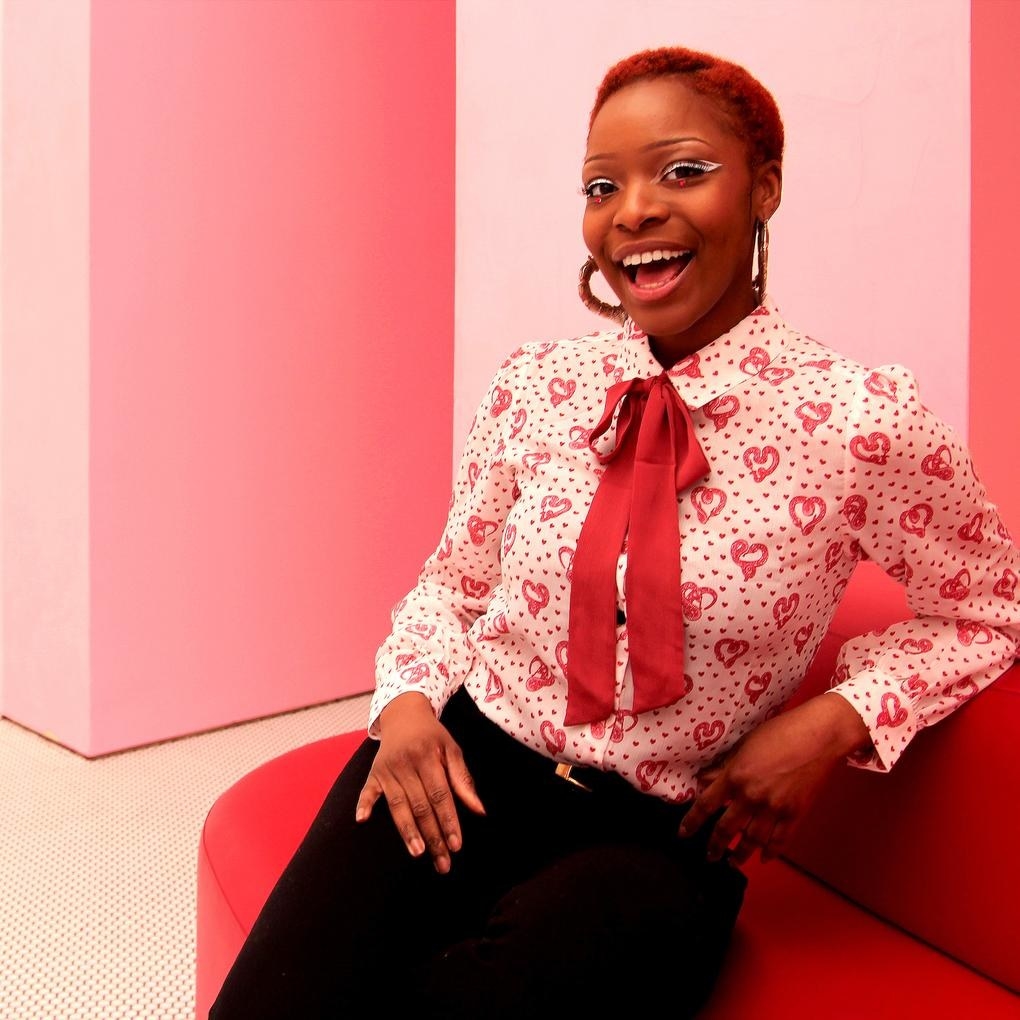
[620,249,687,268]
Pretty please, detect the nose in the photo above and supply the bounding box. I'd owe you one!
[613,180,669,232]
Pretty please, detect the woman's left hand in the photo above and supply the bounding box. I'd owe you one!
[678,693,872,865]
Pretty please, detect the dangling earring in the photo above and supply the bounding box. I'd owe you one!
[753,219,770,305]
[579,256,627,325]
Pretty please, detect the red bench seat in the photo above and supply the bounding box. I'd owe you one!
[195,563,1020,1017]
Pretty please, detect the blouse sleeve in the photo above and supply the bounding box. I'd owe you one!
[367,353,525,735]
[827,364,1020,772]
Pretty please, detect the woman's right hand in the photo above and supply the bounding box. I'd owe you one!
[355,691,486,874]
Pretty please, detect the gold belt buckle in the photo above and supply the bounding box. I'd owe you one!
[555,762,593,792]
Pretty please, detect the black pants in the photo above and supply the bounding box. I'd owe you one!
[210,688,747,1019]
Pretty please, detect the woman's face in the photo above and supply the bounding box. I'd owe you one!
[582,76,781,365]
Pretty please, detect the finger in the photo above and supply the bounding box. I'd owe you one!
[397,774,457,874]
[445,748,487,817]
[419,770,465,855]
[375,768,446,869]
[678,777,727,838]
[442,740,486,817]
[415,743,480,856]
[706,802,754,862]
[354,776,383,823]
[761,817,794,863]
[727,836,756,868]
[729,814,776,867]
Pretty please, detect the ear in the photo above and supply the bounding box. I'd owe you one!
[753,159,782,223]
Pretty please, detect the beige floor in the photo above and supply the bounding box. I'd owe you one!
[0,693,372,1020]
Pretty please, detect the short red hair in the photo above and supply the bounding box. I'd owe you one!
[590,46,784,169]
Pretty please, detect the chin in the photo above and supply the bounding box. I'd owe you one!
[625,304,701,341]
[630,286,756,347]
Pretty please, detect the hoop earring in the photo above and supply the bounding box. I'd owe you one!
[753,219,769,305]
[579,256,627,325]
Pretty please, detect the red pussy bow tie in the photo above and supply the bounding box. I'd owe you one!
[565,371,710,726]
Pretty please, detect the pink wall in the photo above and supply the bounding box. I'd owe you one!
[3,0,455,755]
[2,0,92,750]
[454,0,971,456]
[4,0,1015,755]
[970,0,1020,531]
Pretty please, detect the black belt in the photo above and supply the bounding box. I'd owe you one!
[554,762,596,791]
[552,761,633,797]
[445,686,635,800]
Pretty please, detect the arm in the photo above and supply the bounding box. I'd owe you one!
[357,353,526,872]
[827,363,1019,771]
[678,690,872,863]
[681,364,1019,864]
[370,356,521,731]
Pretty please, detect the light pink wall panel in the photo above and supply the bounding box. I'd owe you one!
[2,0,92,750]
[970,0,1020,531]
[86,0,454,754]
[3,0,454,755]
[454,0,970,457]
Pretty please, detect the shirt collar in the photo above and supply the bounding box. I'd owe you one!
[614,300,790,409]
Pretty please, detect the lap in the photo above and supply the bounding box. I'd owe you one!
[211,689,747,1019]
[418,840,745,1019]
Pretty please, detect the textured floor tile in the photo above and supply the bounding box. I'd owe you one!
[0,694,371,1020]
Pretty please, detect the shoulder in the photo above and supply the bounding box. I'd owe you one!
[772,324,927,409]
[773,327,871,380]
[486,326,630,393]
[503,326,627,366]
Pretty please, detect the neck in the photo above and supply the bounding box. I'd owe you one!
[647,289,759,369]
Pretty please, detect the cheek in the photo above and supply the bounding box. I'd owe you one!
[696,194,754,250]
[581,211,601,257]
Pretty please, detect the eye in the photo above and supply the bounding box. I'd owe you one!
[661,159,723,184]
[581,178,617,201]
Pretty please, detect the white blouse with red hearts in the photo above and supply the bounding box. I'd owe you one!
[370,302,1020,803]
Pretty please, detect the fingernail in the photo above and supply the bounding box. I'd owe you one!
[447,833,461,852]
[409,837,425,856]
[435,856,450,875]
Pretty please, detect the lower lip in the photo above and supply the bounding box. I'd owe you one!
[621,257,693,304]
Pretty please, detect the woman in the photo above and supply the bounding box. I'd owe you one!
[211,46,1019,1018]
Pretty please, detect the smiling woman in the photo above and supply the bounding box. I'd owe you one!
[209,45,1020,1020]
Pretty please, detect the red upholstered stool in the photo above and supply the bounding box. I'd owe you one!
[195,728,368,1020]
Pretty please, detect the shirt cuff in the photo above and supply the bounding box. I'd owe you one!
[368,670,449,738]
[825,671,922,772]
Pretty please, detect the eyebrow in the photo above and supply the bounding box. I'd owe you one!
[583,136,711,165]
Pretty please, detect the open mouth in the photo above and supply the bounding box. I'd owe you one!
[618,249,693,297]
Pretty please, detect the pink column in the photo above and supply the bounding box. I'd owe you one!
[2,0,455,755]
[971,0,1020,532]
[2,0,92,751]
